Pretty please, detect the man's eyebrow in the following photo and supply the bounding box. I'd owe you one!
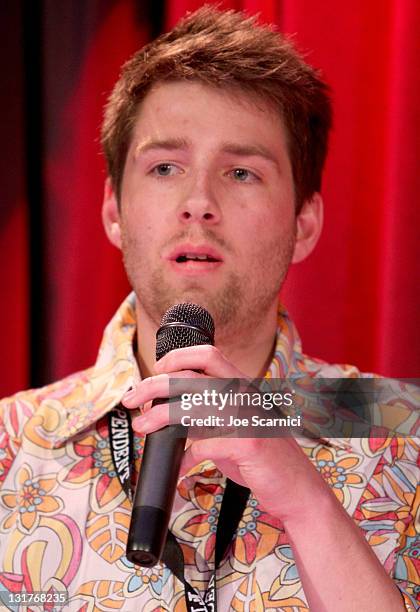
[134,138,280,168]
[135,137,190,155]
[221,142,280,168]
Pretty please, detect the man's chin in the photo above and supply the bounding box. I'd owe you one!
[161,288,216,315]
[137,286,215,323]
[134,271,243,329]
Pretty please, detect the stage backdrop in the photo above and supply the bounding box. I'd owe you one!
[1,0,419,397]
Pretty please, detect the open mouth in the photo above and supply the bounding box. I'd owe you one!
[167,244,224,272]
[176,253,219,263]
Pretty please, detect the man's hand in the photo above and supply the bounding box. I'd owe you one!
[122,344,333,522]
[122,345,406,611]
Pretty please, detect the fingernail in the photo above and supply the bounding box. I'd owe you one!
[123,387,136,401]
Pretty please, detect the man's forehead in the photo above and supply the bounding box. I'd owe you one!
[128,80,288,157]
[132,79,284,125]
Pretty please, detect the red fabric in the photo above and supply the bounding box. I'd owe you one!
[0,2,29,396]
[43,2,146,382]
[0,202,29,395]
[278,1,420,376]
[375,0,420,375]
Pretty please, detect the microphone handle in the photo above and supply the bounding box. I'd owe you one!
[126,398,186,567]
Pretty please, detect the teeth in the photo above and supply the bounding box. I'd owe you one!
[177,253,214,262]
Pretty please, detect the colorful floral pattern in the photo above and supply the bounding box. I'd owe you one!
[58,419,126,513]
[310,445,365,507]
[118,556,172,599]
[0,293,418,610]
[0,464,64,534]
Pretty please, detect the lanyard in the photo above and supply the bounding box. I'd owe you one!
[108,406,250,612]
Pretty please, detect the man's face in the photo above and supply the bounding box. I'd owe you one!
[116,81,299,337]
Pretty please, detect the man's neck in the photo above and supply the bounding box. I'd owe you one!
[134,296,280,380]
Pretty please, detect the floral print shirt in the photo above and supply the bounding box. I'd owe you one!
[0,293,418,611]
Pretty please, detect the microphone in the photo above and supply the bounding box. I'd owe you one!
[126,303,215,567]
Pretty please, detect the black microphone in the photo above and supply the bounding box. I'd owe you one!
[126,303,215,567]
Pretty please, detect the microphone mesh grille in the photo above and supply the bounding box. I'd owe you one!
[156,303,215,361]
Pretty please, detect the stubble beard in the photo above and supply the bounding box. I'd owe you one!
[122,230,296,341]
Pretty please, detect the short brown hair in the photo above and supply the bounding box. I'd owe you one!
[101,5,332,211]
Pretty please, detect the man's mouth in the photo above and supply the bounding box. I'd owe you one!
[176,253,219,263]
[167,244,224,274]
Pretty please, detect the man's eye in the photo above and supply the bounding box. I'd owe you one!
[151,163,179,176]
[231,168,257,182]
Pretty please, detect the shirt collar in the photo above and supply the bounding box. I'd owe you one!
[268,302,303,378]
[52,293,139,446]
[52,293,348,449]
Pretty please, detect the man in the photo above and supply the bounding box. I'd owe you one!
[0,7,417,611]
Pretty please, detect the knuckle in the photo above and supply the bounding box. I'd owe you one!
[198,344,215,360]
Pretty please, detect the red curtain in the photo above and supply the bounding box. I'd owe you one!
[0,2,29,396]
[42,1,144,383]
[279,1,420,378]
[1,0,419,398]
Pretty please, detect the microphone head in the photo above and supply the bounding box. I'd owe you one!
[156,303,215,361]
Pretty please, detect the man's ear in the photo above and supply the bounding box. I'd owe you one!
[102,177,122,249]
[292,192,324,263]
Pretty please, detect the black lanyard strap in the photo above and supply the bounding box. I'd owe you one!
[162,478,250,612]
[215,477,250,568]
[108,405,134,498]
[163,530,215,611]
[108,406,250,612]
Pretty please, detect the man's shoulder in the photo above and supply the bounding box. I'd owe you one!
[298,351,373,378]
[0,366,99,486]
[0,366,96,423]
[0,292,138,417]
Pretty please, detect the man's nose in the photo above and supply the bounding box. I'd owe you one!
[177,174,221,224]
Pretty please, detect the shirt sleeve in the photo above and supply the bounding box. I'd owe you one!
[392,469,420,611]
[0,398,21,487]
